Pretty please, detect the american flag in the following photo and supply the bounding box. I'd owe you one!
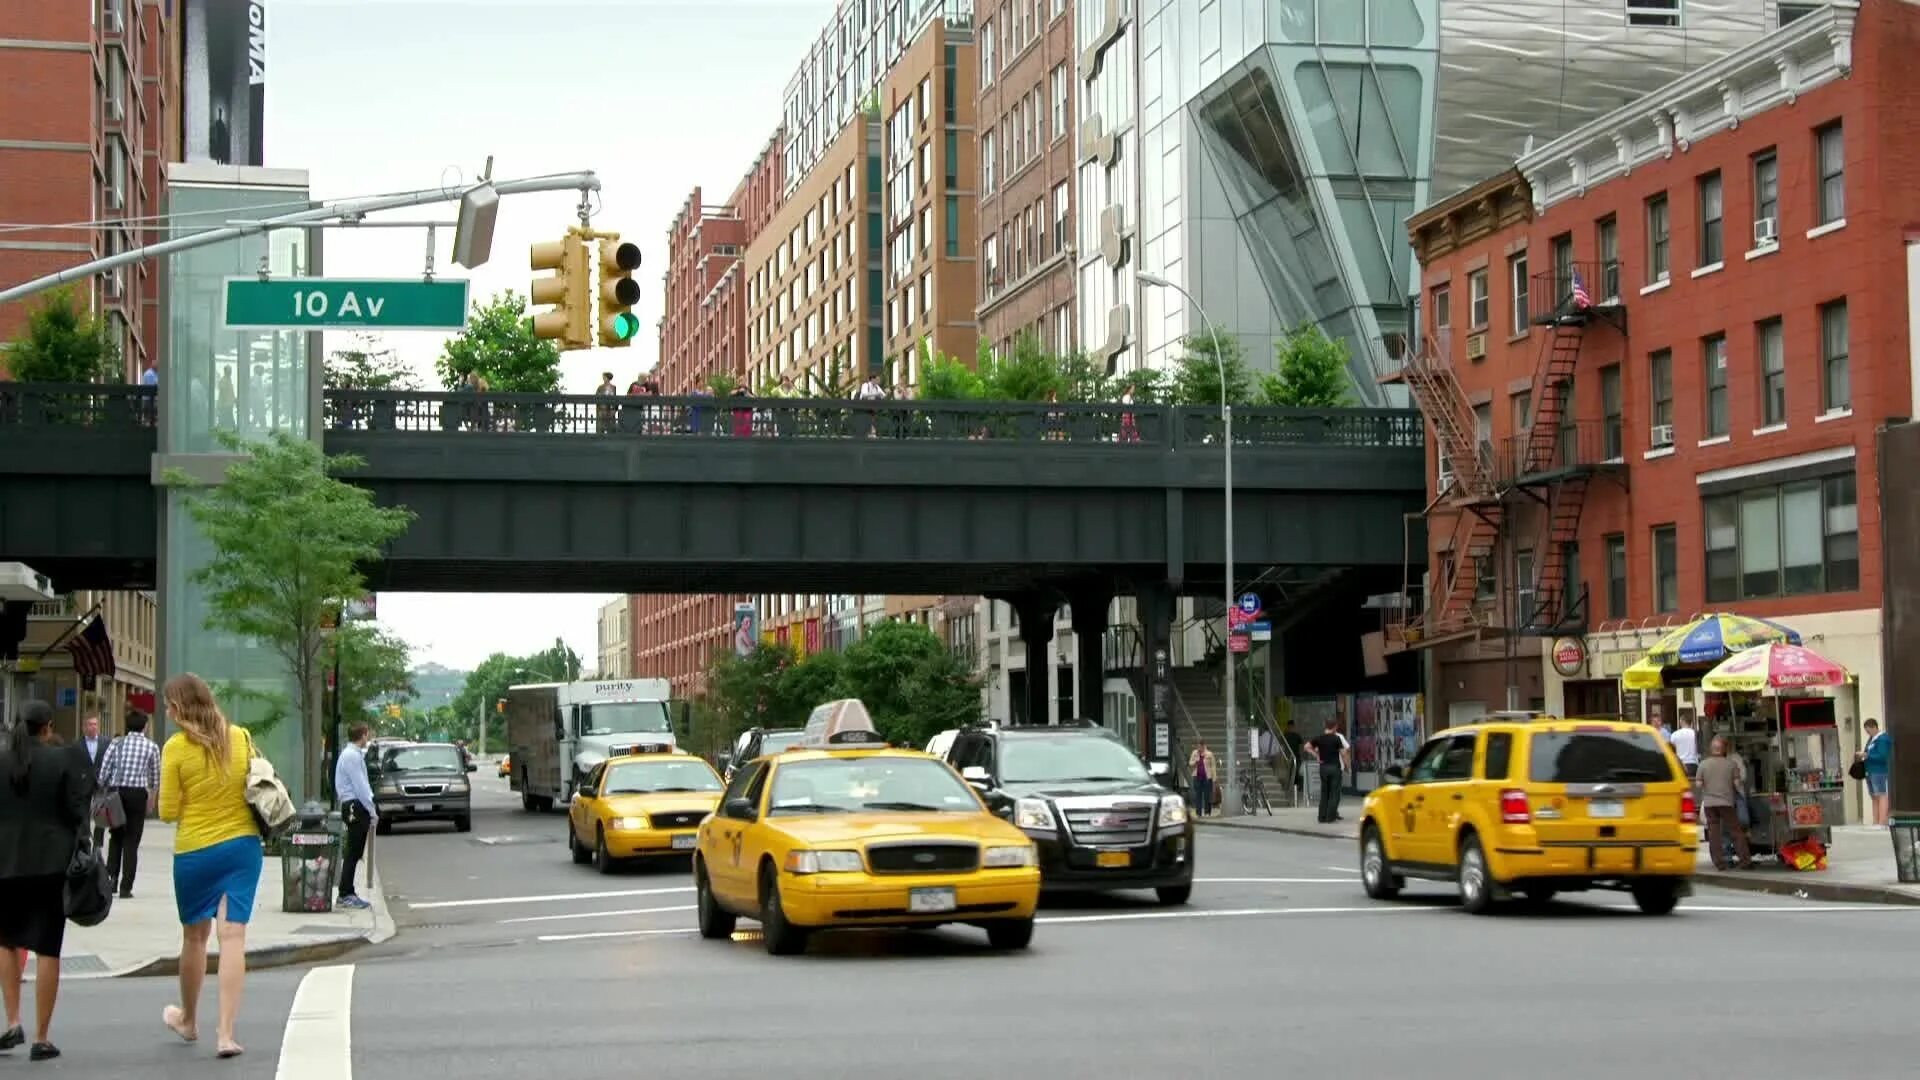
[63,615,116,690]
[1570,268,1592,310]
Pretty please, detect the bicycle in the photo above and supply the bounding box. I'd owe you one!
[1240,764,1274,816]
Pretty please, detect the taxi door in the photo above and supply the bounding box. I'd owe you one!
[569,763,606,847]
[1414,734,1481,864]
[1393,734,1477,866]
[705,760,766,907]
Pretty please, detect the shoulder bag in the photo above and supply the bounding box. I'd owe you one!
[65,832,114,927]
[90,738,128,831]
[241,729,297,837]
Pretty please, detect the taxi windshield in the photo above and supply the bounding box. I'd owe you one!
[1000,735,1151,784]
[603,760,721,795]
[582,701,671,736]
[767,757,981,815]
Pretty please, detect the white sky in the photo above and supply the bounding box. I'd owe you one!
[266,0,833,669]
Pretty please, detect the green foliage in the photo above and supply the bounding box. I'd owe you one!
[4,286,119,383]
[706,372,740,396]
[326,334,419,392]
[1168,333,1257,406]
[167,432,414,794]
[700,622,981,751]
[435,290,562,393]
[450,643,581,747]
[979,333,1063,401]
[1056,351,1113,404]
[1114,367,1166,405]
[1261,322,1355,407]
[916,348,986,401]
[331,624,416,728]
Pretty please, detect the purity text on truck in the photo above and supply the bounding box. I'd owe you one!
[506,678,683,811]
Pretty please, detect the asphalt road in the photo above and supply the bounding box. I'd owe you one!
[40,763,1920,1078]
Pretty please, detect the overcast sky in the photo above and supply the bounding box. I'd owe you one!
[265,0,831,670]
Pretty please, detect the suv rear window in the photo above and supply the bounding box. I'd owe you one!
[1527,730,1677,784]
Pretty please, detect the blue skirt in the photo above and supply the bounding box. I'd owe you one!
[173,835,264,926]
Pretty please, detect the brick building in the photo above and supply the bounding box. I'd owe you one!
[974,0,1075,356]
[1390,2,1913,809]
[0,0,178,380]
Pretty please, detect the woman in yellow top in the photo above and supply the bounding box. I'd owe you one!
[156,673,259,1060]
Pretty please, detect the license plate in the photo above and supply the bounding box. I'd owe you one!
[908,887,957,914]
[1588,799,1625,819]
[410,803,433,813]
[670,834,697,850]
[1096,850,1131,868]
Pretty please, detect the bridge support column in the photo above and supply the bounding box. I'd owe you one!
[1012,593,1058,726]
[1136,581,1174,765]
[1068,586,1113,725]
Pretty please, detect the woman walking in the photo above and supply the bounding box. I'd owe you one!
[0,700,91,1061]
[157,674,261,1059]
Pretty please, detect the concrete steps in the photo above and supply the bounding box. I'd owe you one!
[1168,669,1297,807]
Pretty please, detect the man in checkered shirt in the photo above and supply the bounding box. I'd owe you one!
[97,712,161,898]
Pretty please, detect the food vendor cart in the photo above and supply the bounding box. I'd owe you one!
[1699,643,1850,859]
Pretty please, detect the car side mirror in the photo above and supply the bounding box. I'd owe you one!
[724,796,757,821]
[1382,763,1406,784]
[960,765,991,789]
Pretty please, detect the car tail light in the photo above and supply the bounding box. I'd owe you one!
[1500,789,1531,824]
[1680,790,1699,824]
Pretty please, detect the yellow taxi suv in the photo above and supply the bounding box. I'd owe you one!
[692,699,1042,955]
[567,750,724,874]
[1358,715,1698,915]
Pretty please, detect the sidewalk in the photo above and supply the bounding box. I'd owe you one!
[34,820,395,980]
[1198,808,1920,905]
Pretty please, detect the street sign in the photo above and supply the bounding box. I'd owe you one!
[1236,593,1262,616]
[1228,608,1254,629]
[1228,633,1251,654]
[222,277,471,330]
[1249,620,1272,642]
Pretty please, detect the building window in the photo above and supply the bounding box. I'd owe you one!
[1704,473,1858,601]
[1432,285,1451,332]
[1475,553,1496,605]
[982,129,997,193]
[1649,349,1672,444]
[1626,0,1681,27]
[1600,364,1622,460]
[1596,217,1619,299]
[1549,233,1574,306]
[1652,525,1679,613]
[1468,268,1489,328]
[1703,334,1728,438]
[1605,534,1627,619]
[982,235,998,296]
[1697,171,1723,266]
[1816,121,1845,225]
[1511,390,1531,439]
[1752,151,1779,246]
[1778,2,1821,24]
[1051,65,1067,140]
[1516,548,1536,623]
[1562,540,1582,617]
[1758,317,1785,426]
[1053,181,1069,251]
[1821,299,1850,412]
[1646,194,1669,282]
[980,18,995,86]
[945,196,960,257]
[1509,253,1529,336]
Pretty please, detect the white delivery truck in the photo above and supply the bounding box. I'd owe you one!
[506,678,680,811]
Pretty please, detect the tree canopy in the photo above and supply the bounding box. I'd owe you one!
[1262,322,1355,407]
[4,286,119,383]
[332,624,416,729]
[449,640,584,747]
[326,334,420,392]
[436,290,562,393]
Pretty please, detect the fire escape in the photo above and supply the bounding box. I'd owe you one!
[1386,259,1627,653]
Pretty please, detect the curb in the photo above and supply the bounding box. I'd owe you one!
[1195,817,1356,844]
[113,866,396,978]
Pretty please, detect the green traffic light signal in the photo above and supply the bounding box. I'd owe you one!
[610,311,640,341]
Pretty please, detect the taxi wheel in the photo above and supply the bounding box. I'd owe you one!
[568,824,591,865]
[1630,880,1681,916]
[759,865,809,956]
[1360,825,1401,900]
[1457,833,1496,915]
[985,919,1034,950]
[695,862,735,939]
[594,828,617,875]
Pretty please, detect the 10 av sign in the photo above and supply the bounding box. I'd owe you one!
[222,277,470,330]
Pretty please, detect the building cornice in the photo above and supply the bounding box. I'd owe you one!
[1405,169,1532,266]
[1517,2,1858,214]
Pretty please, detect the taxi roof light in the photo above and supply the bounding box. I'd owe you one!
[799,698,890,748]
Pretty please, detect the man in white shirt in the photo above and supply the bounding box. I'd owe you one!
[1669,712,1701,778]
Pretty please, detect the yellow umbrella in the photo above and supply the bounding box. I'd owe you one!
[1622,656,1667,690]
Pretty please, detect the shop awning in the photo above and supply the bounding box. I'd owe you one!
[1700,642,1848,694]
[1622,656,1668,690]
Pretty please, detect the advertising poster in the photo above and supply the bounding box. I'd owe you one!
[732,602,757,657]
[184,0,267,166]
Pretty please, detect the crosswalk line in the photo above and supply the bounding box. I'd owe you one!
[276,963,354,1080]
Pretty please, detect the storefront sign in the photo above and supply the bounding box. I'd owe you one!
[1551,637,1588,676]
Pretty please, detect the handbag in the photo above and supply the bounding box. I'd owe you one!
[64,833,114,927]
[1849,758,1868,781]
[91,788,127,830]
[241,729,297,837]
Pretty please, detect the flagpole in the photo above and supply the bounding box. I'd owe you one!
[33,601,105,661]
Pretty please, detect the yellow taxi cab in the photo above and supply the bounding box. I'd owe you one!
[498,754,512,779]
[567,749,724,874]
[1358,713,1698,915]
[692,699,1042,955]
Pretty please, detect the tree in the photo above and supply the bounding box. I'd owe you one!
[326,334,419,392]
[916,340,986,400]
[1056,350,1113,404]
[331,624,416,728]
[1262,322,1354,407]
[168,432,414,795]
[978,333,1062,401]
[836,621,981,748]
[1113,367,1166,405]
[435,290,562,393]
[703,642,807,736]
[4,286,119,383]
[450,644,581,747]
[1168,332,1257,407]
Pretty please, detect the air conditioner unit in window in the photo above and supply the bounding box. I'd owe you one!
[1651,423,1674,447]
[1753,217,1778,246]
[1464,332,1487,361]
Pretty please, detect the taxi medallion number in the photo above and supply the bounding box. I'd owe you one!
[909,887,957,914]
[1095,850,1131,868]
[671,834,698,850]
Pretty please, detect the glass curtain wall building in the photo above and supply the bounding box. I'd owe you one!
[1076,0,1781,404]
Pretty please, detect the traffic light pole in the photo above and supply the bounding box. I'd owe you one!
[0,170,602,306]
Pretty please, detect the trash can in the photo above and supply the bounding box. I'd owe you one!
[1892,815,1920,884]
[281,801,347,914]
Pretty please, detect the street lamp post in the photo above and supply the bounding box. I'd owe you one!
[1137,271,1238,817]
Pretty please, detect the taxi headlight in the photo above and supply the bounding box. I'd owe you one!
[1158,794,1188,827]
[785,849,864,874]
[610,816,647,831]
[983,845,1036,868]
[1013,798,1057,831]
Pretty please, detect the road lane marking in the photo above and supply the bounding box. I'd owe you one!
[538,927,700,943]
[500,904,696,925]
[1323,866,1358,873]
[275,963,354,1080]
[1038,906,1417,925]
[1195,877,1355,884]
[406,885,693,910]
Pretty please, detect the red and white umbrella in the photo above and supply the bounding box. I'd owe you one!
[1699,642,1848,693]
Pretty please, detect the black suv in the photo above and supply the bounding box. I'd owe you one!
[945,723,1193,905]
[371,741,475,834]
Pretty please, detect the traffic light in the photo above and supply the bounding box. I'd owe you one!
[496,699,506,713]
[529,231,590,351]
[386,703,403,719]
[596,235,642,347]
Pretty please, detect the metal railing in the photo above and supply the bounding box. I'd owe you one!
[0,382,155,427]
[1497,418,1623,485]
[1180,407,1424,449]
[1530,259,1622,325]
